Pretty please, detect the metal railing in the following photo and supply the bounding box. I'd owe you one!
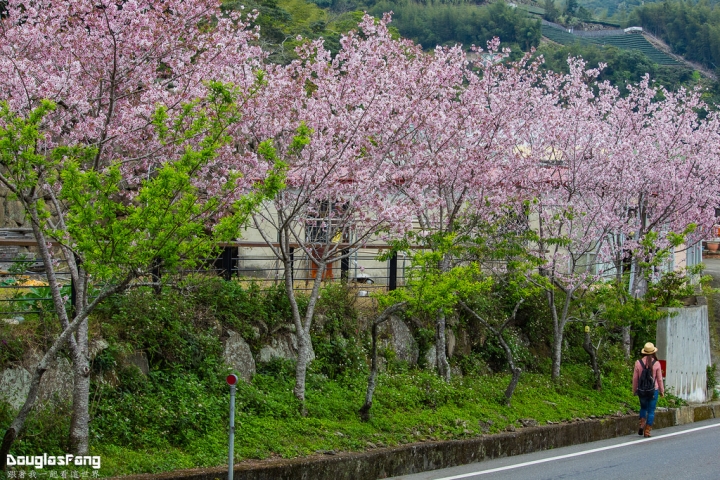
[182,246,408,292]
[0,258,71,317]
[0,240,410,319]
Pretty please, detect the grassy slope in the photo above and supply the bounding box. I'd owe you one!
[0,279,682,478]
[89,365,645,476]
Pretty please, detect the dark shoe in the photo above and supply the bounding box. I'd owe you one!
[638,418,646,436]
[644,425,652,438]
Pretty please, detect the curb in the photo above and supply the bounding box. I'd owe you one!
[672,401,720,424]
[111,402,720,480]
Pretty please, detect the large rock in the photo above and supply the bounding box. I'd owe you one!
[38,357,74,403]
[11,351,75,406]
[258,332,314,363]
[89,338,109,360]
[455,328,473,357]
[0,367,31,409]
[378,315,418,365]
[224,330,256,382]
[123,351,149,375]
[447,329,456,358]
[6,200,26,227]
[425,344,437,370]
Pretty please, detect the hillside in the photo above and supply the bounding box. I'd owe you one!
[229,0,720,101]
[540,24,679,66]
[628,0,720,72]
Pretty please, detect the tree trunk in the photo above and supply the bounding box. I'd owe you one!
[551,326,563,381]
[583,331,602,390]
[497,333,521,404]
[293,328,313,414]
[549,287,572,381]
[69,317,90,454]
[359,322,379,422]
[29,205,91,454]
[359,302,406,422]
[505,367,522,404]
[622,326,632,360]
[291,259,324,412]
[279,233,313,411]
[436,311,451,382]
[457,301,523,404]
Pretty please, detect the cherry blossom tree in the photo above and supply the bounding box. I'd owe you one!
[250,14,472,407]
[598,79,720,355]
[519,60,631,380]
[524,60,720,379]
[397,45,556,381]
[0,0,278,458]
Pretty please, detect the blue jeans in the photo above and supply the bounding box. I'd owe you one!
[639,389,659,426]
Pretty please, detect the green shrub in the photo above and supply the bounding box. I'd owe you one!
[91,370,227,449]
[310,282,367,380]
[0,275,653,478]
[708,364,718,400]
[311,336,367,380]
[479,327,533,373]
[0,400,71,456]
[455,351,490,377]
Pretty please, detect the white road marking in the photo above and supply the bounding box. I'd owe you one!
[430,422,720,480]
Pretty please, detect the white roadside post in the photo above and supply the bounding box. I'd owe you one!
[226,374,239,480]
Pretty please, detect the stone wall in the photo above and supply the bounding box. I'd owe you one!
[0,186,37,267]
[0,186,30,230]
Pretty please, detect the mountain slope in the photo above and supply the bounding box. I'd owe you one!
[541,25,679,65]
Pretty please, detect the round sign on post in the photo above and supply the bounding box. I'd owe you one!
[227,374,238,386]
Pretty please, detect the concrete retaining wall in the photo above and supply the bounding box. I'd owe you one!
[109,403,719,480]
[110,409,694,480]
[672,402,720,425]
[657,300,712,402]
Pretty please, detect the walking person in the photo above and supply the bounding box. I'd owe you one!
[632,342,665,437]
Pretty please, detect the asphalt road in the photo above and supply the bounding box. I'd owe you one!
[390,418,720,480]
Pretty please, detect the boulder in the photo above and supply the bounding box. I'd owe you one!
[425,344,437,370]
[0,367,31,410]
[38,357,74,403]
[447,329,456,358]
[223,330,256,382]
[124,351,149,375]
[379,315,418,365]
[258,332,314,363]
[89,338,109,360]
[455,328,473,356]
[519,418,538,428]
[6,200,26,226]
[13,351,75,406]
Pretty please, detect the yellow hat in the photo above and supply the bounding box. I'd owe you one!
[641,342,657,355]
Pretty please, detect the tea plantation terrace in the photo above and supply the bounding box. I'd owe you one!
[541,25,680,66]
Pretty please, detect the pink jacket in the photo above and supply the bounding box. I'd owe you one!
[632,357,665,396]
